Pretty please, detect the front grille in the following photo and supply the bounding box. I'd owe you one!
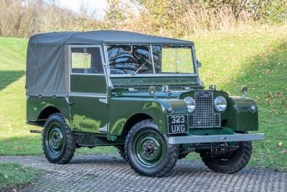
[189,91,221,128]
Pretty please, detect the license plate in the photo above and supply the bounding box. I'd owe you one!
[168,115,188,134]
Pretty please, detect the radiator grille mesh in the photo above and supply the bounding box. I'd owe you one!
[189,91,221,128]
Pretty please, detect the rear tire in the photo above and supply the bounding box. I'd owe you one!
[125,120,178,177]
[200,141,252,174]
[42,113,76,164]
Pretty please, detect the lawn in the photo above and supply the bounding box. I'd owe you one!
[0,25,287,172]
[0,163,38,190]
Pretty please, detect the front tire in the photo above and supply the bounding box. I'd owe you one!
[200,141,252,174]
[125,120,178,177]
[42,113,76,164]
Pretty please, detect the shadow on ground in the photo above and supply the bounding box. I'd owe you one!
[0,70,25,91]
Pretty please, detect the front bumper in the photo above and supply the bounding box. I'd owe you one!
[168,133,264,144]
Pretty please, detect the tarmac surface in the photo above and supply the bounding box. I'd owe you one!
[0,154,287,192]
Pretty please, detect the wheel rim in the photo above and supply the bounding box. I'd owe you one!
[133,130,165,168]
[45,123,64,158]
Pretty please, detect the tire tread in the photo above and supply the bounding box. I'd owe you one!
[200,141,252,174]
[42,113,76,164]
[125,119,178,177]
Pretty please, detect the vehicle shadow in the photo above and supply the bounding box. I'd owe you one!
[69,154,261,178]
[0,70,25,91]
[69,154,211,176]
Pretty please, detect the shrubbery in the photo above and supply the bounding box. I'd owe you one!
[0,0,286,38]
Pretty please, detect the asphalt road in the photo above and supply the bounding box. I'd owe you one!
[0,154,286,192]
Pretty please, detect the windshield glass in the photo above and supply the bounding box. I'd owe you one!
[108,45,195,75]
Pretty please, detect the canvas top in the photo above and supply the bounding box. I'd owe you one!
[28,30,194,46]
[26,30,194,97]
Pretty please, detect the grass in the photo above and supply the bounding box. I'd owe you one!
[0,163,39,190]
[0,37,27,71]
[0,25,287,172]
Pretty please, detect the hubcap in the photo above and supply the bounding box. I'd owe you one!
[133,130,165,168]
[46,124,64,158]
[142,139,160,157]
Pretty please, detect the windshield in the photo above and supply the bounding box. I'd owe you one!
[108,45,195,75]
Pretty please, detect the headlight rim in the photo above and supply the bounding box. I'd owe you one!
[214,96,227,112]
[184,96,196,113]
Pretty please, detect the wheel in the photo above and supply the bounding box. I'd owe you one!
[200,141,252,174]
[125,120,178,177]
[115,145,126,161]
[42,113,76,164]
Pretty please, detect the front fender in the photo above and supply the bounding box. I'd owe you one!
[109,98,187,136]
[225,96,258,131]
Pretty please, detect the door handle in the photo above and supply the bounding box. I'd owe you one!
[68,102,75,105]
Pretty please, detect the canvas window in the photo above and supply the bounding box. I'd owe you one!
[71,47,103,74]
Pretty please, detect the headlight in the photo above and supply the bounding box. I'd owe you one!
[184,96,196,112]
[250,105,257,112]
[214,96,227,112]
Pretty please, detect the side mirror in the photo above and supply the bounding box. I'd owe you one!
[242,86,248,97]
[196,60,202,68]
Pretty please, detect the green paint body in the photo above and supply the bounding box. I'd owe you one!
[26,44,259,147]
[27,77,258,145]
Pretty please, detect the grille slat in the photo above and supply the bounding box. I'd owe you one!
[189,91,221,128]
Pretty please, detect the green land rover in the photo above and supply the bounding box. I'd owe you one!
[26,31,264,177]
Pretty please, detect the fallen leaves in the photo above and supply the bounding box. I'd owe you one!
[277,142,283,147]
